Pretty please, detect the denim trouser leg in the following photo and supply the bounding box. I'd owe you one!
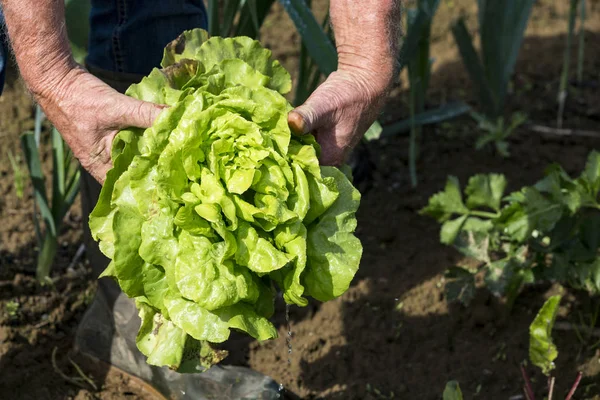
[87,0,207,75]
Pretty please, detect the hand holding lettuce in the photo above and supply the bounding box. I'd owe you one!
[89,29,362,372]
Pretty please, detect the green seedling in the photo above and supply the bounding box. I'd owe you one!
[422,151,600,306]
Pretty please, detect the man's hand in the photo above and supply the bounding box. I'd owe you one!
[1,0,164,184]
[36,67,164,183]
[289,0,400,166]
[288,69,389,166]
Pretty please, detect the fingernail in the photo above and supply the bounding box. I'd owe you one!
[288,111,307,135]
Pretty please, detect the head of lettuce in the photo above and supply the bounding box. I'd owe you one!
[89,29,362,372]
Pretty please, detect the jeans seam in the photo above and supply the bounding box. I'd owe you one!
[111,0,128,73]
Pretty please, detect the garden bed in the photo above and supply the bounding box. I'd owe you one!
[1,1,600,399]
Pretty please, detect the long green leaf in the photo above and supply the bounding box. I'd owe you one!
[65,0,91,64]
[577,0,586,82]
[558,0,580,128]
[247,0,261,34]
[529,295,561,376]
[479,0,505,111]
[221,0,243,37]
[51,128,66,221]
[63,170,81,219]
[279,0,337,75]
[21,133,57,236]
[295,40,312,106]
[36,232,58,281]
[380,102,471,137]
[207,0,220,37]
[451,19,495,118]
[503,0,535,84]
[398,0,440,71]
[294,5,329,105]
[236,0,275,38]
[407,0,439,187]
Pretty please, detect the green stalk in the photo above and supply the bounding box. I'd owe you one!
[208,0,220,37]
[409,84,418,188]
[469,210,500,219]
[36,233,58,282]
[577,0,586,83]
[557,0,579,128]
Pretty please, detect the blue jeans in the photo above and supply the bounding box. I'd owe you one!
[87,0,208,76]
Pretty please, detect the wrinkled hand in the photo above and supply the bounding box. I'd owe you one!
[35,67,165,184]
[288,68,390,166]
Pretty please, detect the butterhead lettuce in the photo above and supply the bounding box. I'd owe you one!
[89,29,362,371]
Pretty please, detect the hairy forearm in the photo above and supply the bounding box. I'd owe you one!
[1,0,75,98]
[329,0,401,88]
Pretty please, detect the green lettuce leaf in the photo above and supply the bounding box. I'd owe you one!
[529,295,560,375]
[305,167,362,301]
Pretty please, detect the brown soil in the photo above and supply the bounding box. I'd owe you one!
[1,1,600,399]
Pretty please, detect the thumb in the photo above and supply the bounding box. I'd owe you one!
[288,90,333,135]
[116,95,167,129]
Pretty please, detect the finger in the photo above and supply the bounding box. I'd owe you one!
[115,95,167,129]
[288,90,333,135]
[287,110,307,135]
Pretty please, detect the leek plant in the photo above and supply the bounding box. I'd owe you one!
[557,0,586,128]
[406,0,440,187]
[452,0,535,156]
[14,0,87,281]
[577,0,586,83]
[21,108,80,282]
[557,0,579,129]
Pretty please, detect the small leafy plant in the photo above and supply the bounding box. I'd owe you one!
[422,151,600,306]
[471,111,527,157]
[452,0,535,155]
[522,296,583,400]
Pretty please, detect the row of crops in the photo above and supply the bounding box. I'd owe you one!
[3,0,597,398]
